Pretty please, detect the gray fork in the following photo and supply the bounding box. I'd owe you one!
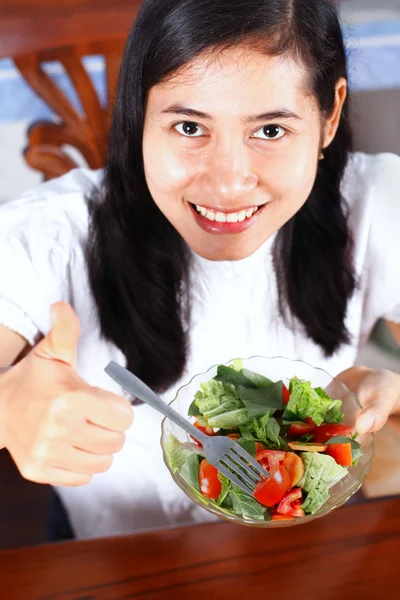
[104,361,269,495]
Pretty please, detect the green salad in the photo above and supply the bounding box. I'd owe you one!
[165,360,362,522]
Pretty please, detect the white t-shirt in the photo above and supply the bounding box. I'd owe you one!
[1,152,400,539]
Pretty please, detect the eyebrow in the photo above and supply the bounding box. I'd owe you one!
[161,104,301,122]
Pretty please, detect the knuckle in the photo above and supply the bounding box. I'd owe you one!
[113,433,126,453]
[20,460,42,483]
[96,455,113,473]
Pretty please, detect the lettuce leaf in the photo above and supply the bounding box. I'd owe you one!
[165,434,201,492]
[298,451,347,514]
[193,377,283,429]
[283,377,343,426]
[240,412,285,450]
[226,486,266,520]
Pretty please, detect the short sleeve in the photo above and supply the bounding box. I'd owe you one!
[0,168,95,345]
[367,153,400,324]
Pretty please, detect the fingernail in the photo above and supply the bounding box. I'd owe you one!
[358,412,375,433]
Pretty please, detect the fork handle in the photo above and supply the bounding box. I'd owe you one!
[104,361,208,443]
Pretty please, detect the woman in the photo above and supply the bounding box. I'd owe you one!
[1,0,400,540]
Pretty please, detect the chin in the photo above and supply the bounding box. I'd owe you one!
[190,238,265,262]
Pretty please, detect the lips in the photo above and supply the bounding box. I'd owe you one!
[189,202,267,234]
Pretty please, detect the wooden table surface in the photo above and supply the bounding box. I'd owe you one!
[1,498,400,600]
[0,0,142,59]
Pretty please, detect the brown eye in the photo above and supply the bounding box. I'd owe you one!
[252,124,285,140]
[175,121,204,137]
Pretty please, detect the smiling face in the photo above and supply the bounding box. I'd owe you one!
[143,46,345,261]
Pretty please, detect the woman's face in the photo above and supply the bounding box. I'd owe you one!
[143,47,343,261]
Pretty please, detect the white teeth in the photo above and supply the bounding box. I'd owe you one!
[194,205,259,223]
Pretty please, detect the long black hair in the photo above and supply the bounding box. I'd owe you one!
[87,0,356,391]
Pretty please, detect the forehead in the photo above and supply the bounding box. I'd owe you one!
[146,46,317,116]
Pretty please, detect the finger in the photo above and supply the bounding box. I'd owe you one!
[86,387,134,432]
[71,422,126,455]
[35,302,80,367]
[356,395,398,433]
[22,463,92,487]
[50,444,114,475]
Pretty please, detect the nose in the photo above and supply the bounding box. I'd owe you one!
[200,141,258,202]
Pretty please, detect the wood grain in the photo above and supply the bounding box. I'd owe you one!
[0,1,141,59]
[1,499,399,600]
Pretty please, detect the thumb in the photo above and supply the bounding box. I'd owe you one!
[34,302,81,368]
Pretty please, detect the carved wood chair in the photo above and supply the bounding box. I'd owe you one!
[13,39,125,180]
[0,0,142,181]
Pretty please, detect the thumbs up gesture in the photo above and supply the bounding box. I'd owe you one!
[0,303,133,486]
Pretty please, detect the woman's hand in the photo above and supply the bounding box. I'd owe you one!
[335,366,400,434]
[0,302,133,487]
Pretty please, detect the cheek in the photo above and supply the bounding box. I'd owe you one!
[265,147,317,208]
[143,135,195,200]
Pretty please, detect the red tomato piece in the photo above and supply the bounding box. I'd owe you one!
[282,384,291,405]
[271,513,294,521]
[282,452,304,488]
[288,418,317,438]
[325,442,353,467]
[277,488,305,517]
[199,460,222,499]
[227,433,240,440]
[254,465,291,507]
[255,442,266,454]
[191,420,216,447]
[256,450,286,473]
[313,424,352,444]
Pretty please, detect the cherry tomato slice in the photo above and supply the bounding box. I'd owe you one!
[191,421,216,447]
[254,465,291,507]
[271,513,294,521]
[256,450,286,473]
[313,424,352,444]
[282,452,305,488]
[277,488,305,517]
[199,459,222,499]
[325,442,353,467]
[288,418,317,438]
[282,384,291,405]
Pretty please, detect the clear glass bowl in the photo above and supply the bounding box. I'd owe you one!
[160,356,375,527]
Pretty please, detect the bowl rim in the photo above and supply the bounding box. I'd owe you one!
[160,355,375,527]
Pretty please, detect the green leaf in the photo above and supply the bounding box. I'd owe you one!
[239,382,283,418]
[188,399,201,417]
[166,434,197,472]
[298,451,347,514]
[214,366,255,388]
[179,453,201,492]
[230,358,244,372]
[285,378,343,427]
[237,438,257,457]
[325,436,363,462]
[241,368,272,388]
[302,480,330,514]
[324,400,344,424]
[217,473,232,506]
[227,486,266,520]
[239,427,255,440]
[247,413,284,450]
[281,409,300,424]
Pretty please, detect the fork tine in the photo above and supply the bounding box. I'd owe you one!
[229,445,270,479]
[221,455,260,487]
[216,462,254,495]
